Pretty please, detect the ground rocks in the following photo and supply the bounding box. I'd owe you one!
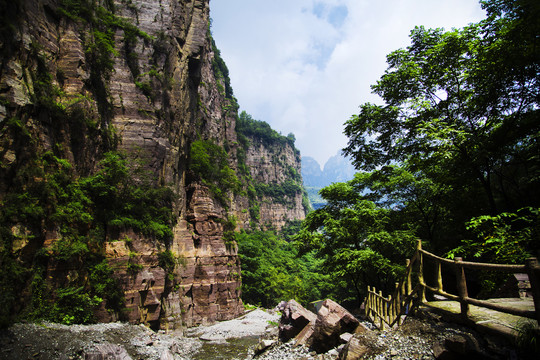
[0,322,201,360]
[254,339,277,355]
[0,307,527,360]
[432,334,489,360]
[188,309,280,341]
[84,344,133,360]
[338,336,374,360]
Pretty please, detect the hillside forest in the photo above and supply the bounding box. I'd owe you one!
[239,0,540,307]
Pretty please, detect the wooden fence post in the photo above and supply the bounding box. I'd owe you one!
[436,261,443,292]
[379,290,385,330]
[406,258,412,296]
[394,282,400,324]
[454,257,470,320]
[366,286,370,318]
[525,257,540,324]
[418,240,426,303]
[388,294,393,325]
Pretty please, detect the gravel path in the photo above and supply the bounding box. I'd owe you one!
[0,321,202,360]
[187,309,280,341]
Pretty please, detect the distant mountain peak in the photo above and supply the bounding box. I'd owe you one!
[302,153,355,188]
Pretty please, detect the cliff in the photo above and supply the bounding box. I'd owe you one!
[0,0,306,329]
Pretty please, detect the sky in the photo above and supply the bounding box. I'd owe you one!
[210,0,486,166]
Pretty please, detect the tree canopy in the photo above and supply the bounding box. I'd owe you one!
[342,0,540,250]
[295,0,540,304]
[344,0,539,217]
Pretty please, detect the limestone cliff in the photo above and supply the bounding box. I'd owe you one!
[0,0,306,329]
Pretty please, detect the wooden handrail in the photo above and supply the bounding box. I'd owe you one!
[366,239,540,328]
[419,249,527,271]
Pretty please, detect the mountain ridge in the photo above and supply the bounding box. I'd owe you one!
[302,153,355,209]
[302,153,355,188]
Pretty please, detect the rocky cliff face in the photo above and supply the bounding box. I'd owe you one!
[241,137,305,230]
[0,0,305,329]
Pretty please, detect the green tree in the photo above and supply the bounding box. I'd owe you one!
[293,1,540,304]
[294,182,416,303]
[342,0,540,257]
[236,229,329,308]
[344,0,539,216]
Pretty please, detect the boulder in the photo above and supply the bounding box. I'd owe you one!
[294,321,316,347]
[160,351,175,360]
[310,299,360,353]
[339,332,354,344]
[254,339,277,355]
[278,299,317,341]
[354,322,370,335]
[338,337,371,360]
[84,344,132,360]
[433,334,487,360]
[433,341,455,360]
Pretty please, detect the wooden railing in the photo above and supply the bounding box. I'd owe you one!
[366,240,540,329]
[365,250,422,330]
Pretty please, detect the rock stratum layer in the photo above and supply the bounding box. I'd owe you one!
[0,0,306,329]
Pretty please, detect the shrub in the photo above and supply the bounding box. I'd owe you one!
[158,250,176,272]
[189,140,241,205]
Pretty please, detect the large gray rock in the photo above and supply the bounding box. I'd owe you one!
[278,299,317,341]
[433,334,486,360]
[310,299,360,353]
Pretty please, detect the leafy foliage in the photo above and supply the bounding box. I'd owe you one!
[82,152,174,242]
[211,37,236,103]
[340,0,540,266]
[290,0,540,304]
[447,207,539,264]
[254,180,302,205]
[189,139,241,206]
[237,111,297,149]
[0,151,174,326]
[236,228,330,308]
[294,181,417,303]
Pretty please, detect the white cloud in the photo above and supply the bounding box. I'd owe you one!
[210,0,486,165]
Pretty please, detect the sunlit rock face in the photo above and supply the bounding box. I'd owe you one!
[0,0,305,329]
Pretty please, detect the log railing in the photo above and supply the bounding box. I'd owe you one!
[366,240,540,329]
[365,250,422,330]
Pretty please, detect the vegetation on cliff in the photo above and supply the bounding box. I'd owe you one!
[236,111,297,151]
[235,111,308,224]
[189,139,242,206]
[0,150,174,326]
[0,0,186,327]
[295,0,540,304]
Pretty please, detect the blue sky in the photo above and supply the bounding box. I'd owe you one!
[210,0,486,166]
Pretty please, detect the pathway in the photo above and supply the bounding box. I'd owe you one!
[423,297,536,341]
